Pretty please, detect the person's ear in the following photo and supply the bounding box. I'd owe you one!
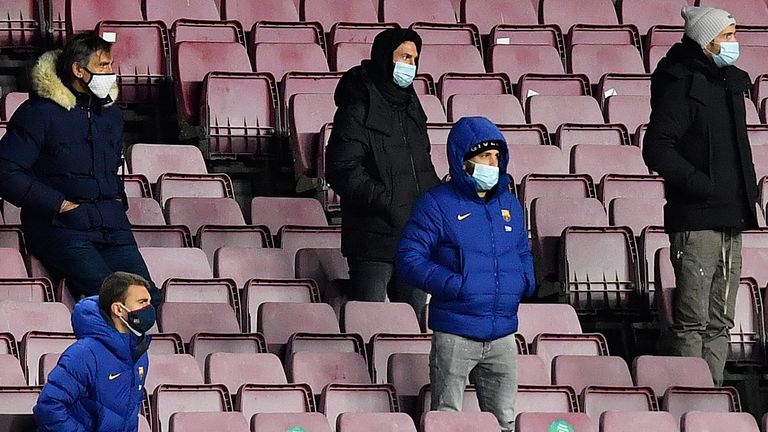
[71,62,85,80]
[110,302,124,318]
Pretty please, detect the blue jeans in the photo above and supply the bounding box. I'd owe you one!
[30,237,162,307]
[347,259,427,319]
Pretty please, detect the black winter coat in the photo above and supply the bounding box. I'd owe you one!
[326,64,439,261]
[643,37,758,232]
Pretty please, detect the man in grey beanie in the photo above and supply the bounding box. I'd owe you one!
[643,6,758,385]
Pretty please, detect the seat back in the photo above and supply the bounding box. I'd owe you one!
[342,301,420,342]
[447,94,524,124]
[288,351,371,395]
[461,0,537,35]
[681,411,759,432]
[221,0,298,26]
[0,354,25,386]
[251,412,331,432]
[517,303,582,342]
[0,302,71,341]
[145,354,204,394]
[67,0,143,35]
[144,0,220,25]
[421,411,501,432]
[527,96,604,132]
[381,0,456,27]
[516,412,594,432]
[152,384,229,432]
[301,0,378,32]
[552,355,632,394]
[206,352,286,394]
[165,197,245,234]
[418,45,485,80]
[129,144,207,184]
[632,355,714,396]
[169,412,249,432]
[158,302,240,342]
[600,411,677,432]
[541,0,618,32]
[319,384,398,432]
[489,45,564,82]
[140,247,212,284]
[253,42,329,82]
[258,302,339,348]
[21,332,75,386]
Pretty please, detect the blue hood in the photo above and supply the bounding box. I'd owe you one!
[447,117,510,200]
[72,296,139,364]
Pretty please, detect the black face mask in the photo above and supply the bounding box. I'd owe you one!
[119,304,156,336]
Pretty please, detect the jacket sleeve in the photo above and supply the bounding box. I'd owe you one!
[0,107,65,218]
[325,104,390,211]
[642,81,713,199]
[396,192,462,300]
[513,201,536,297]
[33,344,94,432]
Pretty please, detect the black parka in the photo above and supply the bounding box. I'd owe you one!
[643,36,758,232]
[325,29,440,261]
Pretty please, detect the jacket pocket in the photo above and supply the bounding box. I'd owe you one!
[53,204,92,231]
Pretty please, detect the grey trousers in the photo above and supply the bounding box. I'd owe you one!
[430,331,518,431]
[667,229,742,385]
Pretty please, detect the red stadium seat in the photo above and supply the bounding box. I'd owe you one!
[387,353,429,416]
[609,197,664,235]
[600,411,677,432]
[527,96,605,133]
[0,92,28,121]
[338,412,417,432]
[165,197,246,234]
[446,94,524,124]
[20,331,75,386]
[289,93,338,178]
[159,302,241,342]
[489,45,564,83]
[236,383,314,416]
[169,412,249,432]
[698,0,768,27]
[0,302,71,341]
[570,144,648,182]
[620,0,686,35]
[128,144,208,184]
[301,0,378,32]
[341,301,421,342]
[221,0,298,27]
[251,412,331,432]
[460,0,537,35]
[380,0,456,27]
[67,0,143,37]
[319,384,398,432]
[145,354,204,394]
[152,384,229,432]
[507,147,568,183]
[418,94,447,123]
[552,355,633,395]
[417,44,485,81]
[252,42,329,82]
[144,0,220,26]
[540,0,618,33]
[681,411,759,432]
[205,352,286,394]
[516,412,593,432]
[288,351,371,395]
[421,411,500,432]
[258,302,339,354]
[140,247,212,284]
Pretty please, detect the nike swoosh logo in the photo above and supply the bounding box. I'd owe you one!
[457,213,471,221]
[108,373,121,381]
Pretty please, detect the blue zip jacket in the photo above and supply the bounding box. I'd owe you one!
[397,117,535,341]
[0,50,132,248]
[34,297,150,432]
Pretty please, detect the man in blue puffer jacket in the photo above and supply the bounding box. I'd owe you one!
[34,272,154,432]
[397,116,535,431]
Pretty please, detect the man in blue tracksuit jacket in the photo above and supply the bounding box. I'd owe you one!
[397,116,535,431]
[34,272,155,432]
[0,32,160,307]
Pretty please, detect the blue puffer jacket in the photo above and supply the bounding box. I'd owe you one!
[34,297,150,432]
[397,117,535,341]
[0,50,133,248]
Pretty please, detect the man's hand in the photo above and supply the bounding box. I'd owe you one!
[59,200,79,213]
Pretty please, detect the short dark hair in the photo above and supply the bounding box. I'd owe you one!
[99,272,150,315]
[56,31,113,84]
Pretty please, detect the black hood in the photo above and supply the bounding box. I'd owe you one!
[335,28,422,108]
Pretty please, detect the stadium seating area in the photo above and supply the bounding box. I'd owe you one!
[2,0,768,430]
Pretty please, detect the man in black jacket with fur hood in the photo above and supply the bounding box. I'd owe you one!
[643,6,758,385]
[326,29,439,316]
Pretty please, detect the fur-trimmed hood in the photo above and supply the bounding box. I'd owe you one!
[31,50,118,110]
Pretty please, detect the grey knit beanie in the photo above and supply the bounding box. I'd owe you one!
[682,6,736,47]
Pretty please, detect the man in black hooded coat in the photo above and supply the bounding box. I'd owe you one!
[326,29,439,315]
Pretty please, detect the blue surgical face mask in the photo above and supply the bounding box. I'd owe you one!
[468,161,499,191]
[119,303,156,336]
[393,61,416,88]
[711,41,739,68]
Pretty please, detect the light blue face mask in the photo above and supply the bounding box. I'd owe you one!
[712,41,740,68]
[393,61,416,88]
[469,161,499,191]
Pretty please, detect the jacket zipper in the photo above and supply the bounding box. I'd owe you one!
[399,113,420,193]
[485,204,500,337]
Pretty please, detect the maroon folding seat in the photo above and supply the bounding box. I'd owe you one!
[460,0,537,35]
[370,333,431,382]
[532,333,610,373]
[319,384,398,432]
[507,147,568,186]
[567,24,640,47]
[331,42,372,71]
[742,247,768,288]
[21,331,75,385]
[214,247,293,285]
[609,197,664,235]
[517,355,550,386]
[67,0,143,36]
[421,411,500,432]
[126,198,165,226]
[605,95,651,134]
[128,144,208,185]
[556,123,630,161]
[597,74,650,106]
[411,23,481,47]
[280,71,343,129]
[0,387,41,414]
[429,144,449,179]
[251,413,331,431]
[146,332,184,355]
[188,331,263,369]
[139,246,212,285]
[145,354,204,395]
[599,174,664,205]
[170,19,245,46]
[733,46,768,87]
[418,94,447,123]
[583,387,656,422]
[252,42,329,82]
[620,0,686,36]
[698,0,768,26]
[173,42,252,125]
[138,415,151,432]
[540,0,618,33]
[152,384,229,432]
[569,45,646,85]
[338,412,416,432]
[328,23,398,47]
[571,144,648,182]
[682,411,758,432]
[144,0,220,26]
[517,74,589,104]
[637,226,667,309]
[515,385,578,413]
[552,355,632,395]
[0,1,39,49]
[527,96,604,133]
[0,302,71,342]
[386,353,428,416]
[132,226,194,248]
[517,304,582,344]
[664,388,742,423]
[446,94,524,124]
[0,354,25,386]
[236,383,314,416]
[123,174,152,198]
[0,92,27,121]
[288,351,371,396]
[342,301,420,343]
[531,197,607,287]
[753,145,768,182]
[243,279,319,332]
[437,73,511,106]
[202,71,279,158]
[206,352,286,394]
[169,412,249,432]
[516,412,594,432]
[156,174,234,206]
[162,278,238,307]
[418,44,484,81]
[165,197,245,234]
[489,45,564,83]
[289,92,338,178]
[295,247,348,299]
[221,0,298,28]
[632,355,714,396]
[158,302,240,342]
[301,0,377,32]
[258,302,339,354]
[0,333,14,356]
[600,411,676,432]
[745,98,761,125]
[197,225,270,265]
[729,279,763,365]
[380,0,456,27]
[279,225,341,262]
[0,248,27,278]
[94,22,168,105]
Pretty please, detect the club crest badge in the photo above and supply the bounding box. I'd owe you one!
[501,209,511,222]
